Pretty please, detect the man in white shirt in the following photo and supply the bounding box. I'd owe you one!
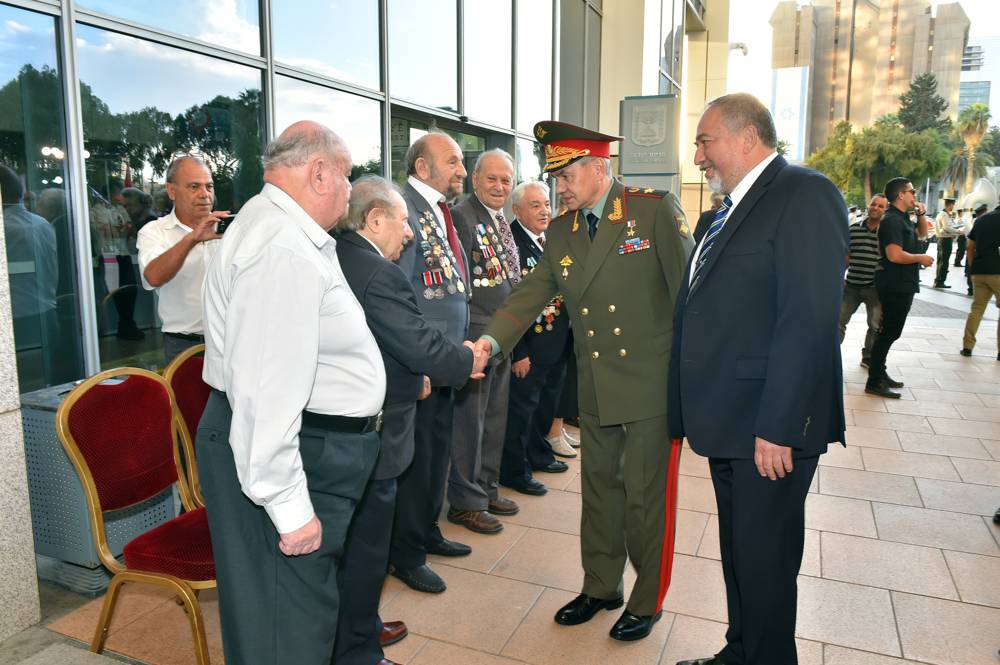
[197,121,386,665]
[136,155,224,362]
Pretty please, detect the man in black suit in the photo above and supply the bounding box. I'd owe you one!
[669,94,847,665]
[498,180,572,495]
[333,176,486,665]
[390,132,473,593]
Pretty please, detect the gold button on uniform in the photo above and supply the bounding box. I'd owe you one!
[592,351,600,359]
[619,349,627,357]
[613,327,621,336]
[608,304,616,313]
[587,330,595,337]
[581,307,589,316]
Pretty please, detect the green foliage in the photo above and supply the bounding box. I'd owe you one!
[776,138,789,157]
[897,72,951,134]
[980,126,1000,166]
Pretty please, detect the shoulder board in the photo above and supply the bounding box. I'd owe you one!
[624,186,668,198]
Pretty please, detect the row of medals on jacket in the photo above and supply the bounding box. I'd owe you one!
[419,213,464,300]
[471,222,509,289]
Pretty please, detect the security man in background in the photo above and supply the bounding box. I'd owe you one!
[476,121,694,642]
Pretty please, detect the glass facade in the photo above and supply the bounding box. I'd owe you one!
[0,0,558,393]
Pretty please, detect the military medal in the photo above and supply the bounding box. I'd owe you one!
[534,324,544,333]
[456,280,465,293]
[626,219,637,237]
[559,255,574,279]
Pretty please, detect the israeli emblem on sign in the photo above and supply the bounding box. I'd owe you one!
[631,104,667,147]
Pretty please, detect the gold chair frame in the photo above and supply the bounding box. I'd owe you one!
[162,343,208,508]
[56,367,215,665]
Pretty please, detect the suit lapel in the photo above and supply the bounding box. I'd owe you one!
[579,180,626,296]
[687,156,786,300]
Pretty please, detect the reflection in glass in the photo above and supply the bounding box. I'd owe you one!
[516,0,553,132]
[75,25,263,371]
[660,0,684,82]
[273,0,380,90]
[0,6,86,391]
[464,0,512,128]
[516,138,543,185]
[388,0,457,112]
[274,76,382,179]
[76,0,261,55]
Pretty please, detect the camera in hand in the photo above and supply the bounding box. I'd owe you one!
[216,214,236,234]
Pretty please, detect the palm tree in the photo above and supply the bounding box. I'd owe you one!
[957,103,992,193]
[942,149,994,198]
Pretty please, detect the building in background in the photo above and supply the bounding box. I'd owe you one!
[769,0,969,156]
[960,37,1000,112]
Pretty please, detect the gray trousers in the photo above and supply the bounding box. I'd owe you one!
[448,356,511,511]
[162,333,203,364]
[838,282,881,361]
[197,392,379,665]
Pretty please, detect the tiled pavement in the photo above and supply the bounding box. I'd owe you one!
[3,266,999,664]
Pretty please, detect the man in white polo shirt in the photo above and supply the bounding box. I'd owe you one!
[137,154,225,362]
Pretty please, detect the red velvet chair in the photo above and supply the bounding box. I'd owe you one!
[163,344,210,507]
[56,368,215,664]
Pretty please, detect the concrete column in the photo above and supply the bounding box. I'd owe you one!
[0,200,42,643]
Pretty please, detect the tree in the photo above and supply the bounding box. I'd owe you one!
[978,125,1000,169]
[956,103,991,193]
[942,149,994,197]
[844,116,949,201]
[897,72,951,134]
[776,138,789,157]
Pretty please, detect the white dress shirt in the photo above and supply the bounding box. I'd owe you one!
[202,183,386,534]
[515,219,546,253]
[136,210,218,334]
[689,152,779,285]
[408,175,449,234]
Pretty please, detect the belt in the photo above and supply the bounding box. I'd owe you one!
[164,331,205,341]
[302,410,383,434]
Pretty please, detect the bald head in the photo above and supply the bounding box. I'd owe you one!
[263,121,353,230]
[405,132,467,197]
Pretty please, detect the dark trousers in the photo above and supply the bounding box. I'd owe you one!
[113,254,140,335]
[955,235,967,265]
[196,392,379,665]
[867,288,914,382]
[557,337,578,419]
[390,386,454,570]
[711,455,819,665]
[333,477,396,665]
[499,359,565,485]
[935,237,954,284]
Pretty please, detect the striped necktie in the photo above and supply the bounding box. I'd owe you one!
[691,195,732,286]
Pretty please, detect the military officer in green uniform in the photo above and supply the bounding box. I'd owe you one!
[477,121,694,642]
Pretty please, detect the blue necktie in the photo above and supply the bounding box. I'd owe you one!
[691,195,732,286]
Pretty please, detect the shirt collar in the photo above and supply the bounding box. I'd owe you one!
[408,175,446,209]
[727,152,779,210]
[584,180,614,220]
[516,219,545,248]
[261,183,334,250]
[161,209,189,232]
[358,232,385,257]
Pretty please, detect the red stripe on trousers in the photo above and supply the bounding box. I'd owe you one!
[655,438,683,612]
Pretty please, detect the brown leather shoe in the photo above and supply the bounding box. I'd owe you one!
[447,508,503,533]
[488,496,520,516]
[379,620,408,647]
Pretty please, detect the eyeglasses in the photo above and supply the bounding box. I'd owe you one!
[902,188,916,194]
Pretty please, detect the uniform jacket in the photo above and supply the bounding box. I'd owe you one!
[484,179,694,426]
[509,220,570,365]
[336,231,473,479]
[451,193,516,339]
[668,156,848,458]
[395,181,470,346]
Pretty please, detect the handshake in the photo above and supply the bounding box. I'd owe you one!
[463,338,495,379]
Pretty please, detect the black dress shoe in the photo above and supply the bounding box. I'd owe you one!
[885,375,904,388]
[865,380,901,399]
[426,538,472,557]
[676,658,723,665]
[390,564,446,593]
[960,348,972,357]
[554,593,624,625]
[533,460,569,474]
[609,610,662,641]
[501,477,548,496]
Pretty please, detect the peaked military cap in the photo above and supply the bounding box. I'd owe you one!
[533,121,623,173]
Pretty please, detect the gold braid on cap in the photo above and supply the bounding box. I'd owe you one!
[545,145,591,171]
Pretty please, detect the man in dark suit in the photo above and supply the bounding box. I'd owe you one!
[389,132,473,594]
[669,94,847,665]
[333,176,486,665]
[499,180,572,496]
[448,149,524,534]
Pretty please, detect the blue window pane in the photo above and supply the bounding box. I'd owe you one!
[273,0,380,91]
[77,0,261,55]
[388,0,457,112]
[464,0,512,127]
